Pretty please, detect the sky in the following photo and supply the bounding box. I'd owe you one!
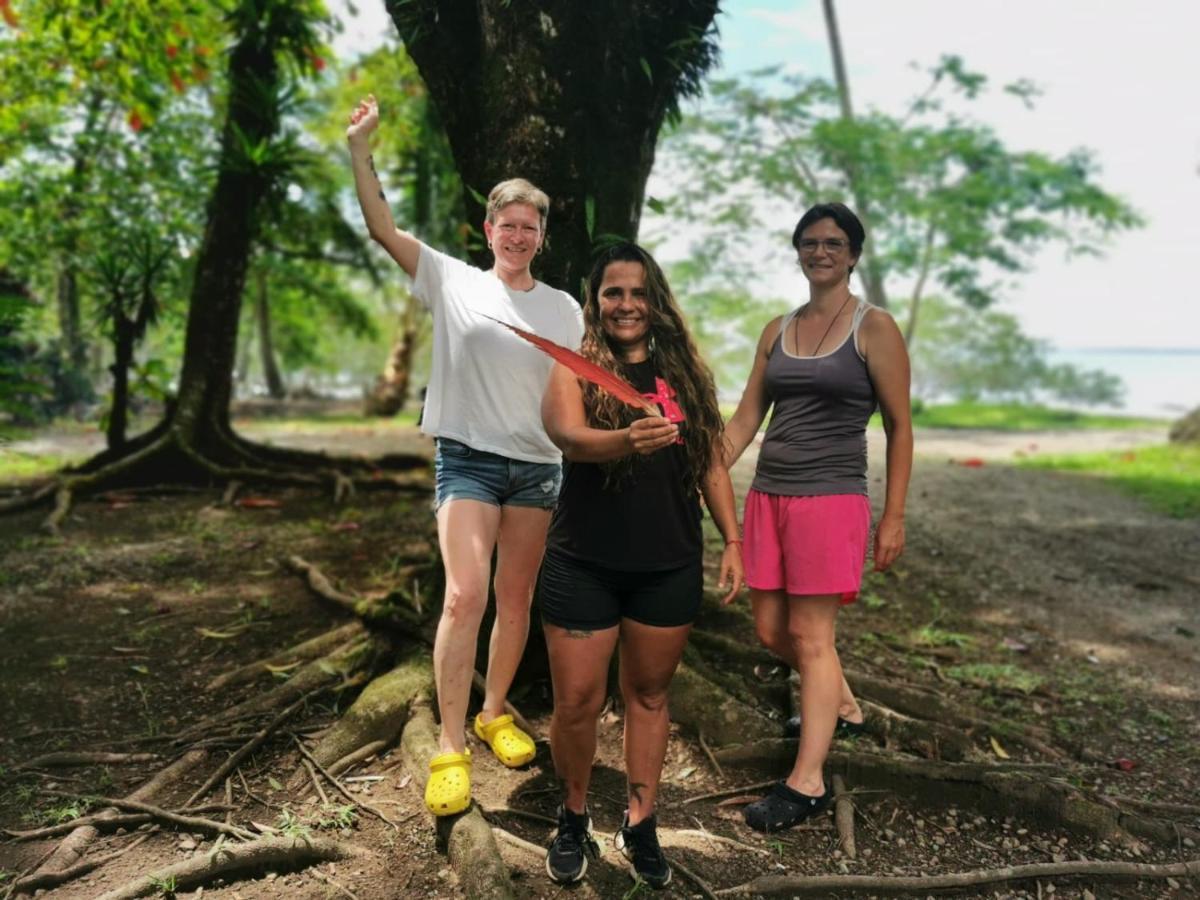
[330,1,1200,351]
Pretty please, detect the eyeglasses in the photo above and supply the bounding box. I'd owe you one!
[797,238,848,254]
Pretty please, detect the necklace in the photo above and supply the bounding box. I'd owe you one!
[796,292,854,357]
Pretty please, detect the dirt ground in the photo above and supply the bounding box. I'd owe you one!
[0,419,1196,899]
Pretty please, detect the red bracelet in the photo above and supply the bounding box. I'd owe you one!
[725,538,742,545]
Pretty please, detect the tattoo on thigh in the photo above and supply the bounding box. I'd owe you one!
[565,629,593,639]
[628,781,646,805]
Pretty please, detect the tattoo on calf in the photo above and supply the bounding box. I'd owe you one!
[629,781,647,806]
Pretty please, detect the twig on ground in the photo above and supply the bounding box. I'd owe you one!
[42,790,255,841]
[682,780,776,806]
[184,690,317,806]
[666,853,719,900]
[492,825,548,858]
[698,730,725,780]
[716,858,1200,897]
[479,805,558,827]
[291,734,398,829]
[310,868,360,900]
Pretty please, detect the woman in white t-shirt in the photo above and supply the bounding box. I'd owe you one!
[348,95,583,817]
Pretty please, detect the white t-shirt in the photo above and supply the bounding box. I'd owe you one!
[412,244,584,463]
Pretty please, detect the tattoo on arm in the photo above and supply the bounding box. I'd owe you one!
[565,629,593,639]
[378,190,387,201]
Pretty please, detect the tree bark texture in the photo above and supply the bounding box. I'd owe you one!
[388,0,720,295]
[255,268,287,399]
[171,10,285,451]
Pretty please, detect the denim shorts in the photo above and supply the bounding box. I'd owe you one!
[434,437,563,511]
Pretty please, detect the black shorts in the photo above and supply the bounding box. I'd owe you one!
[538,550,703,630]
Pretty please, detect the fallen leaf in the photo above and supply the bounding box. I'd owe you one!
[107,502,133,510]
[330,521,361,532]
[195,627,239,640]
[1002,637,1030,653]
[716,795,760,808]
[1118,452,1137,462]
[397,774,412,790]
[989,736,1010,759]
[959,457,986,468]
[267,776,283,791]
[235,497,283,509]
[264,661,302,674]
[676,766,697,780]
[251,821,278,834]
[129,664,150,675]
[1112,757,1136,771]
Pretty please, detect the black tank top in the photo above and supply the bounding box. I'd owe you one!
[546,359,702,571]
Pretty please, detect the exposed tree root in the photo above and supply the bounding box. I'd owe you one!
[669,661,777,747]
[847,670,1065,760]
[177,634,385,742]
[2,421,431,535]
[400,698,518,900]
[15,751,161,770]
[12,831,155,895]
[286,555,427,632]
[288,654,432,789]
[92,834,367,900]
[858,698,975,762]
[5,814,153,841]
[711,743,1199,848]
[327,740,390,780]
[717,857,1200,896]
[205,622,366,692]
[30,748,207,877]
[832,774,857,859]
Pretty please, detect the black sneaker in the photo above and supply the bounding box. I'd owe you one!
[545,804,598,884]
[614,810,671,889]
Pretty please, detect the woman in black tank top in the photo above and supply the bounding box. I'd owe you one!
[537,243,743,887]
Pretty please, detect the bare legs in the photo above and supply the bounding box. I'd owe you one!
[545,619,691,820]
[433,500,550,754]
[751,589,851,795]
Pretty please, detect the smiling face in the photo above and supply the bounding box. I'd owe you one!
[597,260,651,361]
[483,202,543,275]
[797,216,859,288]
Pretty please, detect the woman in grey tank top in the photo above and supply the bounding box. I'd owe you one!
[722,203,914,832]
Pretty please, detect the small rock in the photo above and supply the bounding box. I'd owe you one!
[266,873,278,882]
[1168,878,1181,889]
[862,848,872,858]
[1052,853,1066,863]
[896,837,906,848]
[1045,884,1055,894]
[1184,837,1196,848]
[178,838,197,851]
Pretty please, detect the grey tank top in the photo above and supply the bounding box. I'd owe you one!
[751,300,878,497]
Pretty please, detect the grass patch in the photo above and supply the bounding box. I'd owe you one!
[911,625,973,649]
[947,663,1045,695]
[1017,443,1200,518]
[880,402,1166,431]
[0,449,84,482]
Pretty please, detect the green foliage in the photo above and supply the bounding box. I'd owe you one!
[905,296,1123,407]
[1018,443,1200,518]
[653,54,1141,345]
[148,873,177,897]
[276,806,312,839]
[898,401,1163,431]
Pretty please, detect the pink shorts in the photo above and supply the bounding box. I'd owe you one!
[742,489,871,603]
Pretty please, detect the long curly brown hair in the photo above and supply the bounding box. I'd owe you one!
[579,242,723,490]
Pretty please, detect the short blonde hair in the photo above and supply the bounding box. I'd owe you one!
[486,178,550,231]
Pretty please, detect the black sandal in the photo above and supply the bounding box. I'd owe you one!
[743,780,833,832]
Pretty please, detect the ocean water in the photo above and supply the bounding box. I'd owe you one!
[1048,347,1200,419]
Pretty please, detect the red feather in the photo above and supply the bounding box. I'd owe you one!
[481,314,661,417]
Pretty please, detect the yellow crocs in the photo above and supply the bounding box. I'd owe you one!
[474,713,536,767]
[425,749,471,816]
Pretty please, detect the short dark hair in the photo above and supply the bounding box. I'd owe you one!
[791,202,865,273]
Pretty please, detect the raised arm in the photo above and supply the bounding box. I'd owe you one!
[722,316,783,468]
[346,95,422,278]
[861,309,913,572]
[541,363,678,463]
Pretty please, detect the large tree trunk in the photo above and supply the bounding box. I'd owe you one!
[388,0,721,293]
[106,316,135,451]
[255,269,286,399]
[822,0,889,310]
[170,8,286,455]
